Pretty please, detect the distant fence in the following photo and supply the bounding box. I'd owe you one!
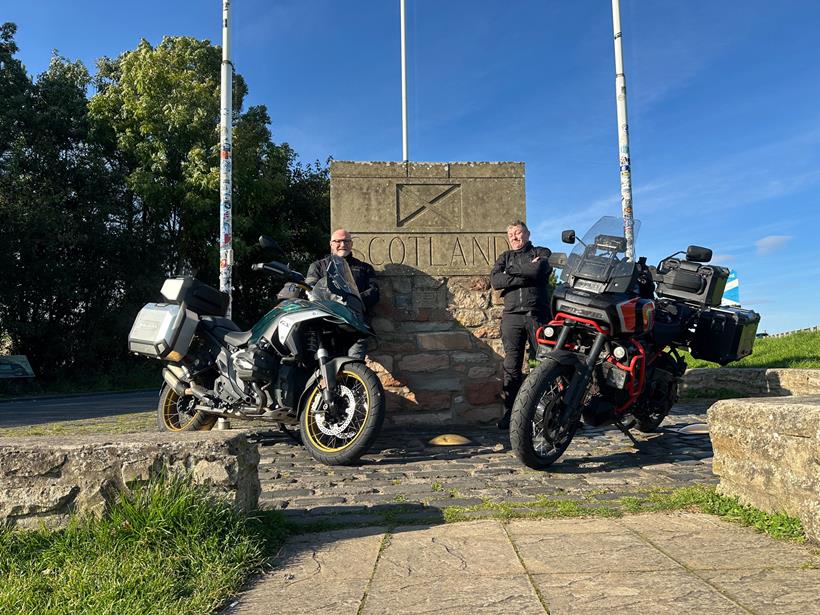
[769,325,820,339]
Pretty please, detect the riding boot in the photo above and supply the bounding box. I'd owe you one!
[497,408,512,430]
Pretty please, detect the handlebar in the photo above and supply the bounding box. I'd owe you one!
[252,261,308,285]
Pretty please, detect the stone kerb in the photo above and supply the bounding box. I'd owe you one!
[332,161,524,424]
[0,432,260,530]
[708,395,820,543]
[682,367,820,397]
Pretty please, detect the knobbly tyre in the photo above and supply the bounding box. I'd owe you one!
[127,236,385,466]
[510,216,760,469]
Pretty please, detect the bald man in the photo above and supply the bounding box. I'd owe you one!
[306,229,380,358]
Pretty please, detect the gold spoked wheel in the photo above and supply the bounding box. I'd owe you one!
[300,362,385,466]
[157,385,217,432]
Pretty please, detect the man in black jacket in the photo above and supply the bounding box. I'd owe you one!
[490,220,552,429]
[306,229,380,358]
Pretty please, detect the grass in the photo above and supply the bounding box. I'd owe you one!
[0,476,289,615]
[683,329,820,369]
[440,485,806,543]
[0,481,807,613]
[0,411,155,438]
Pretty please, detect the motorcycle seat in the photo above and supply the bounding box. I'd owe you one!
[199,316,241,331]
[223,330,253,347]
[199,316,253,346]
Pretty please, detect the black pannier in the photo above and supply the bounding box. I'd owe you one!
[690,306,760,366]
[160,277,230,316]
[655,259,729,307]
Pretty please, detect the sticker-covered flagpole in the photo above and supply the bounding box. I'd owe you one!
[400,0,409,162]
[612,0,635,261]
[219,0,234,316]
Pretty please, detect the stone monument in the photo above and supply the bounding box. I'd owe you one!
[331,161,526,424]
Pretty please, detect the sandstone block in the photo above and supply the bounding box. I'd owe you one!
[449,287,490,310]
[474,324,501,339]
[399,353,450,372]
[366,354,394,373]
[370,317,395,333]
[708,396,820,543]
[468,366,498,379]
[682,368,820,397]
[417,332,472,350]
[465,381,502,406]
[0,433,260,530]
[452,309,486,328]
[407,390,453,411]
[451,351,492,364]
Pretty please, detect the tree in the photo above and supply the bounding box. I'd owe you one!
[89,35,330,328]
[0,26,130,376]
[0,29,330,384]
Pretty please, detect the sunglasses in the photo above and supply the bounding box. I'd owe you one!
[331,239,352,244]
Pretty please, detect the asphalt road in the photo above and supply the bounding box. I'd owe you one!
[0,390,158,427]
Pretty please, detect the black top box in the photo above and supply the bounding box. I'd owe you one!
[655,259,729,307]
[161,277,230,316]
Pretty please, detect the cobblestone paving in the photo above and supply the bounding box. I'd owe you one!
[250,400,716,527]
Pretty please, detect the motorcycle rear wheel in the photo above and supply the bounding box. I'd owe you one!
[157,384,217,432]
[300,362,385,466]
[510,359,578,469]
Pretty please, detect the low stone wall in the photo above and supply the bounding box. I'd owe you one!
[0,432,260,530]
[708,396,820,543]
[682,368,820,397]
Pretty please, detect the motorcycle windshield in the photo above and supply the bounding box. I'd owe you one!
[561,216,641,286]
[312,256,365,317]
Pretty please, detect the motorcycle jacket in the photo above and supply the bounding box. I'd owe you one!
[306,254,380,316]
[490,241,552,314]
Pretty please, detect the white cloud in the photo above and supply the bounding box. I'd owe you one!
[755,235,793,256]
[710,253,735,266]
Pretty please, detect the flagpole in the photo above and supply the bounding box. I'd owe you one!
[219,0,234,316]
[400,0,409,162]
[611,0,635,261]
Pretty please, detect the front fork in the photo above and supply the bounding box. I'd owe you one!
[316,341,338,410]
[558,329,607,424]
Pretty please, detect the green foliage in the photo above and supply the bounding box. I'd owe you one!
[0,24,330,385]
[683,330,820,369]
[0,476,289,615]
[618,486,806,542]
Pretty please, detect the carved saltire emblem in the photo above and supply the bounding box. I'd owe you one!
[396,184,463,229]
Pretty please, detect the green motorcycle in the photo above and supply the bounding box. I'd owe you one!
[128,237,385,466]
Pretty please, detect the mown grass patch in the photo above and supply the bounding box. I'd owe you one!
[0,477,289,615]
[438,486,805,543]
[442,496,621,524]
[0,411,155,438]
[618,485,805,541]
[682,329,820,369]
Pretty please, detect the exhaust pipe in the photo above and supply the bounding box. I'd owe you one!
[162,367,187,396]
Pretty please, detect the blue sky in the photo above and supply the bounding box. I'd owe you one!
[6,1,820,333]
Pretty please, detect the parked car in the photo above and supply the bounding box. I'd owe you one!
[0,358,28,378]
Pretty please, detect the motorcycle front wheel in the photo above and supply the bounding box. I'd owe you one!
[157,384,217,432]
[300,362,385,466]
[510,359,578,469]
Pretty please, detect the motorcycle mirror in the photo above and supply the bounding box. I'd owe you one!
[259,235,278,250]
[686,245,712,263]
[561,230,576,244]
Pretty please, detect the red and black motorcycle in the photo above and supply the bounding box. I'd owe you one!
[510,216,760,469]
